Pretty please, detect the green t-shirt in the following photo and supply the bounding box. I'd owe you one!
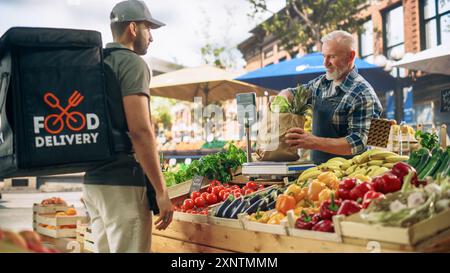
[84,42,151,187]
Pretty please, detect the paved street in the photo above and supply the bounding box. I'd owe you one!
[0,191,84,231]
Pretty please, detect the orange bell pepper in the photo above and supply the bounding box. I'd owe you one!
[275,194,296,214]
[285,184,306,202]
[308,180,327,201]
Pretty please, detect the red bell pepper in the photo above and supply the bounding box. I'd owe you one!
[295,211,316,230]
[319,193,341,220]
[338,178,358,200]
[372,172,402,194]
[391,162,419,186]
[337,200,362,216]
[349,182,373,201]
[312,220,334,233]
[362,191,385,209]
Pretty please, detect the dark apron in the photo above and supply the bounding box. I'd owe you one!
[311,86,354,164]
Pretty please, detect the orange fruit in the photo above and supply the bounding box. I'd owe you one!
[65,208,77,216]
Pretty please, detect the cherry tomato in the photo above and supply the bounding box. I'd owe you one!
[182,199,194,210]
[246,181,257,190]
[194,197,206,208]
[206,193,218,205]
[190,191,201,200]
[201,192,209,200]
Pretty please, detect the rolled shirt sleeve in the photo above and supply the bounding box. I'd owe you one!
[345,88,382,155]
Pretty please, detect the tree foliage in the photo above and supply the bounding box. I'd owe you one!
[247,0,369,56]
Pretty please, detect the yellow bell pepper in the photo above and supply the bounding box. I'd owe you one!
[250,211,270,223]
[284,184,304,202]
[267,212,285,225]
[308,179,327,201]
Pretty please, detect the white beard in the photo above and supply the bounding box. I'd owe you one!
[325,68,343,81]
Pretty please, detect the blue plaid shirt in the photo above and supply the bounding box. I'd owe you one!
[288,67,383,155]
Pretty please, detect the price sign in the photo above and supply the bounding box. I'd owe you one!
[189,175,207,195]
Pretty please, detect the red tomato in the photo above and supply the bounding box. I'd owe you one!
[233,192,242,199]
[194,197,206,208]
[210,180,221,187]
[244,189,254,195]
[182,199,194,210]
[258,184,265,190]
[201,192,209,200]
[242,185,248,191]
[223,183,231,188]
[231,185,240,191]
[211,186,222,196]
[223,192,231,200]
[206,193,218,205]
[206,186,213,193]
[246,181,257,190]
[218,190,227,200]
[190,191,201,200]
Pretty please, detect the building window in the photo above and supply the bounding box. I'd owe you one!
[264,47,274,59]
[383,5,405,60]
[359,19,374,63]
[421,0,450,49]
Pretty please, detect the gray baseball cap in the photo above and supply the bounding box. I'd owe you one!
[110,0,165,29]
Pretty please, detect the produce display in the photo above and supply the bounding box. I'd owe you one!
[214,186,282,219]
[0,228,60,253]
[361,173,450,227]
[408,146,450,180]
[40,197,68,206]
[163,143,246,186]
[297,149,409,182]
[173,180,266,215]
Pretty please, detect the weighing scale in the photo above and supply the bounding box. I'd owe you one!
[236,93,315,181]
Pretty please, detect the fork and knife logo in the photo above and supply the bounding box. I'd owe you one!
[43,91,86,134]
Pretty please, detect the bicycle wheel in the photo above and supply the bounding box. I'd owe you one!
[66,112,86,132]
[44,114,64,134]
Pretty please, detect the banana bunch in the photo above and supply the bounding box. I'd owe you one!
[297,149,409,183]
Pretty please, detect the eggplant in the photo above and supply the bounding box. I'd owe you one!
[267,199,276,210]
[243,198,265,215]
[215,196,233,217]
[230,200,250,219]
[248,194,262,205]
[223,197,243,218]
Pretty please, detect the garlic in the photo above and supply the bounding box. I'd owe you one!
[390,200,407,213]
[407,192,425,209]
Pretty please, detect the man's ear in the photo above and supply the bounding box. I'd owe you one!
[349,50,356,63]
[129,22,138,38]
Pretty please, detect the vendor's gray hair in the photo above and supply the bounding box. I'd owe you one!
[321,30,355,50]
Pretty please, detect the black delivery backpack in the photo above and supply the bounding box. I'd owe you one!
[0,27,131,178]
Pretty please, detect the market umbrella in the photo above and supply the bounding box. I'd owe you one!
[236,52,396,92]
[392,45,450,76]
[149,65,277,103]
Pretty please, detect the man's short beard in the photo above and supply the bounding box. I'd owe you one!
[133,31,148,55]
[325,66,347,81]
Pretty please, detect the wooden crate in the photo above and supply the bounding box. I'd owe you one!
[239,211,288,236]
[167,180,192,199]
[336,208,450,246]
[35,213,88,238]
[285,210,342,243]
[76,221,95,253]
[172,211,208,224]
[32,203,73,231]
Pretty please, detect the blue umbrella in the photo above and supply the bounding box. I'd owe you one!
[236,52,396,92]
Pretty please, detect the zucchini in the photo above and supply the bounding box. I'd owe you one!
[416,151,431,174]
[434,151,449,179]
[419,148,443,179]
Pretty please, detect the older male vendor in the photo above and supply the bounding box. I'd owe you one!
[279,30,383,164]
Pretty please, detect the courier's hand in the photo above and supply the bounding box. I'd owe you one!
[154,189,173,230]
[285,128,317,150]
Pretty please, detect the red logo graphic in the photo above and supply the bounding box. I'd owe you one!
[43,91,86,134]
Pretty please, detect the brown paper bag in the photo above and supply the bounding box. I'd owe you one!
[256,111,305,161]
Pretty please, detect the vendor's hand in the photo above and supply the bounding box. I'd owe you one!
[154,189,173,231]
[285,128,318,149]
